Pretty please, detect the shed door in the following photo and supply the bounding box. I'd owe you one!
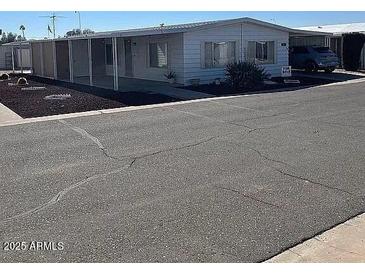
[124,39,133,77]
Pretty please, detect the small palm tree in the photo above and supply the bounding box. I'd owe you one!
[19,25,25,40]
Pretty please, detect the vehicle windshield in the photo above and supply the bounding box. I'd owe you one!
[313,47,332,53]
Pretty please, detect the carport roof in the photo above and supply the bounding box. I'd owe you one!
[1,41,30,47]
[30,17,332,43]
[297,22,365,35]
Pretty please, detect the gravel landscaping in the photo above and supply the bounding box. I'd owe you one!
[181,76,340,96]
[0,76,180,118]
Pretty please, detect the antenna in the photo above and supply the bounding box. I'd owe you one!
[39,12,67,39]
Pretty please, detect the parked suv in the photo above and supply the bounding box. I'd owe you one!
[289,46,339,73]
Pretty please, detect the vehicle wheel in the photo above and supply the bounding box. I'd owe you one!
[305,61,317,72]
[325,67,335,73]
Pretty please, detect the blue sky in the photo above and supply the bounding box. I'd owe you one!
[1,11,365,39]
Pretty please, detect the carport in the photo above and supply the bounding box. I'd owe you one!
[289,30,331,48]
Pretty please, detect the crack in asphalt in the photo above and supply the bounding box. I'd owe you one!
[165,106,254,130]
[247,147,294,168]
[273,167,355,196]
[241,111,293,123]
[0,135,224,225]
[58,119,120,161]
[0,164,131,225]
[215,185,280,209]
[128,136,218,168]
[247,146,356,196]
[207,100,262,112]
[319,120,365,131]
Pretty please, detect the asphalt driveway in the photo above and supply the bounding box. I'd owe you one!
[0,81,364,262]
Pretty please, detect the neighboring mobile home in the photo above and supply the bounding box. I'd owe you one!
[296,22,365,69]
[0,41,31,71]
[29,17,328,89]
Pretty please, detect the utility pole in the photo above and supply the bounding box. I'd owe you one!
[40,12,66,39]
[75,11,82,33]
[51,12,56,39]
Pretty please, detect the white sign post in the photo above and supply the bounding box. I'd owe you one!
[281,66,292,78]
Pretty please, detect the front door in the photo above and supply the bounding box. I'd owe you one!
[124,39,133,77]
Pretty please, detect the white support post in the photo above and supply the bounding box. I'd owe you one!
[52,41,57,80]
[112,37,118,91]
[29,43,33,74]
[340,36,344,68]
[68,40,74,83]
[88,39,93,86]
[11,47,15,73]
[40,43,44,77]
[20,42,23,74]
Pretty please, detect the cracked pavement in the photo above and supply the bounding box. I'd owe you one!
[0,82,364,262]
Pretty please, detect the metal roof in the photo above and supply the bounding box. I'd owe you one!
[298,22,365,35]
[30,17,331,43]
[1,41,30,47]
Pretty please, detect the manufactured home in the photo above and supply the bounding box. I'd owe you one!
[29,17,328,90]
[0,41,31,71]
[296,22,365,69]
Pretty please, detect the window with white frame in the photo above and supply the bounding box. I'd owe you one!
[149,42,168,68]
[204,41,236,68]
[247,41,275,64]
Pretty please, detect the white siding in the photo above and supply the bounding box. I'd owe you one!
[130,33,184,84]
[15,48,31,68]
[0,45,31,70]
[0,46,12,69]
[183,22,289,85]
[31,43,42,76]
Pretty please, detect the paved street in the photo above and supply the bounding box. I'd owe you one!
[0,81,364,262]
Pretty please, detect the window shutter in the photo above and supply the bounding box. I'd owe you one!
[247,41,256,62]
[204,42,213,68]
[200,42,205,68]
[267,41,275,64]
[227,41,236,64]
[236,40,241,61]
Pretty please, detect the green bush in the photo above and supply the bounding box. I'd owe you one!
[225,61,270,91]
[343,33,365,71]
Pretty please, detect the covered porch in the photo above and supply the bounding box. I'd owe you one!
[30,32,184,91]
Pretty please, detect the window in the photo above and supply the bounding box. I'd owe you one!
[105,44,113,65]
[204,41,236,68]
[149,42,168,68]
[247,41,275,64]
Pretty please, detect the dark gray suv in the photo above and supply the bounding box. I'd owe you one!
[289,46,339,73]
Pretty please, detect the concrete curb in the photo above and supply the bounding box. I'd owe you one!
[0,103,23,124]
[266,212,365,263]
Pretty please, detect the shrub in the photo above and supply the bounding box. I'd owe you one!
[0,73,10,80]
[164,71,176,80]
[225,61,270,91]
[343,33,365,71]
